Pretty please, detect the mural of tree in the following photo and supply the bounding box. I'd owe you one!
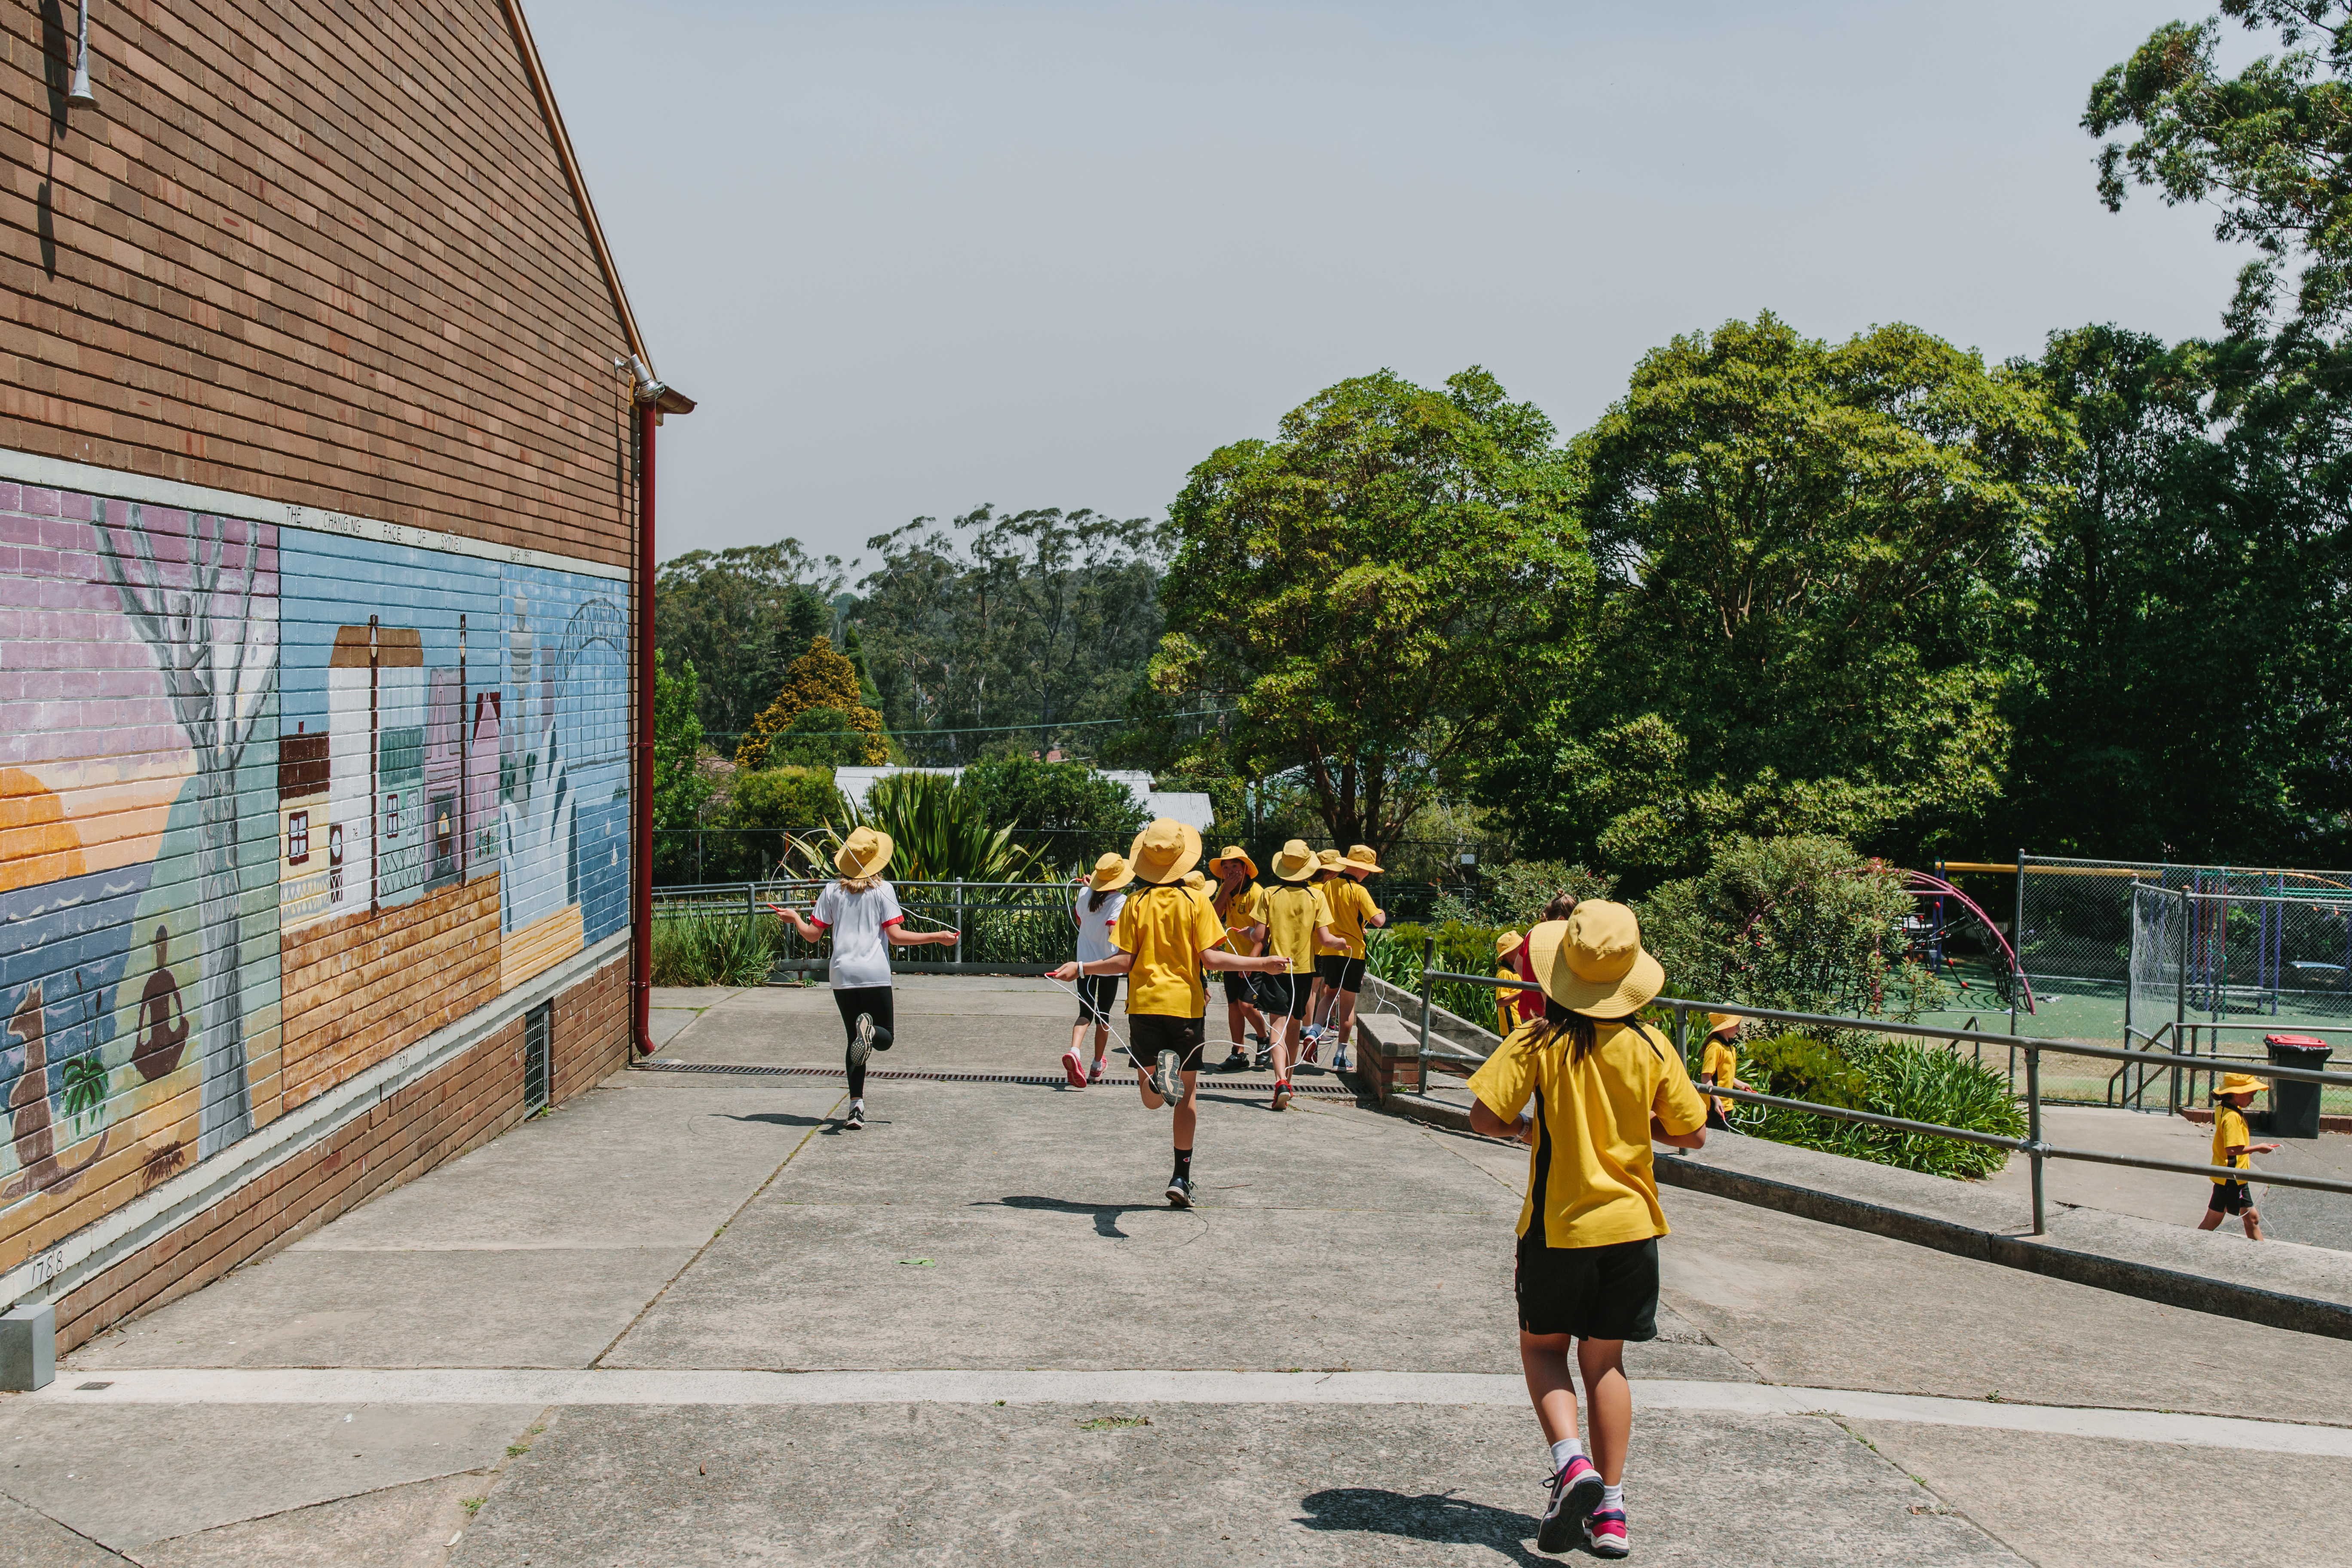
[95,503,277,1158]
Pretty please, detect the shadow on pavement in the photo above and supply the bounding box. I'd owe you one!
[990,1194,1188,1239]
[717,1112,833,1129]
[1296,1487,1545,1563]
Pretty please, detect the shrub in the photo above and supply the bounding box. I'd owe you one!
[1738,1031,2024,1180]
[650,910,784,986]
[702,766,843,881]
[959,756,1146,870]
[1370,922,1509,1026]
[793,769,1046,885]
[1639,833,1945,1021]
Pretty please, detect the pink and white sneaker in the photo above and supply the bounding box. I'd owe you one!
[1088,1058,1106,1084]
[1061,1047,1088,1088]
[1536,1455,1603,1555]
[1584,1505,1629,1559]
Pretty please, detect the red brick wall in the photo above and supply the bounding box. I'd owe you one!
[0,0,638,566]
[54,953,631,1353]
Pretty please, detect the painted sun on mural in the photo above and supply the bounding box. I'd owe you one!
[0,482,630,1274]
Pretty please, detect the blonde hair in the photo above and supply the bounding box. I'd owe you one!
[836,873,882,894]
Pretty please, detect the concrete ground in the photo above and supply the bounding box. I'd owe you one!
[6,978,2351,1565]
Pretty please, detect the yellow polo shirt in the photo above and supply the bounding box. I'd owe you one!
[1213,882,1266,954]
[1494,967,1519,1038]
[1323,877,1379,959]
[1701,1038,1737,1117]
[1114,882,1227,1018]
[1259,882,1332,971]
[1468,1017,1708,1250]
[2212,1106,2253,1184]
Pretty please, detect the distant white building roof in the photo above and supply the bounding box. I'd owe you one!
[832,764,1213,833]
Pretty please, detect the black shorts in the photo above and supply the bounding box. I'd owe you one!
[1315,955,1367,993]
[1219,970,1259,1005]
[1259,972,1312,1020]
[1129,1013,1206,1073]
[1074,974,1120,1023]
[2209,1180,2255,1215]
[1514,1234,1660,1341]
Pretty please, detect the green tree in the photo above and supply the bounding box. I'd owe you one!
[736,638,889,769]
[657,542,843,741]
[652,658,716,883]
[1997,324,2352,861]
[1484,316,2070,885]
[763,707,883,769]
[958,755,1147,869]
[853,506,1165,763]
[702,766,844,882]
[791,770,1044,884]
[2086,2,2352,343]
[1153,367,1586,855]
[1638,835,1943,1020]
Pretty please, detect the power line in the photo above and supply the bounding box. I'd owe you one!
[697,707,1235,742]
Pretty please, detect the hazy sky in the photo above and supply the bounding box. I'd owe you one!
[533,1,2254,575]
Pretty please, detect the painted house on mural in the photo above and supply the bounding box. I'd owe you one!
[0,0,689,1357]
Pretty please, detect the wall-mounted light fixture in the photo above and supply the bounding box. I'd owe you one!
[67,0,97,107]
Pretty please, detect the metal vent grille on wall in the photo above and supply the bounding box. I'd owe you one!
[524,1001,552,1113]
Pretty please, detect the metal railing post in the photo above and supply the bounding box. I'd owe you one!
[2027,1043,2046,1236]
[1418,935,1435,1095]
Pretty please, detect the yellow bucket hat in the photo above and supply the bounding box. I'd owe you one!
[2215,1072,2268,1101]
[1495,929,1524,958]
[1127,818,1204,885]
[1314,848,1343,876]
[1339,844,1383,875]
[1525,901,1665,1017]
[1270,839,1318,881]
[834,825,894,879]
[1182,869,1206,889]
[1207,845,1258,879]
[1706,1011,1742,1035]
[1087,851,1134,893]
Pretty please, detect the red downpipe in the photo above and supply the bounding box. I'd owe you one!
[631,401,657,1057]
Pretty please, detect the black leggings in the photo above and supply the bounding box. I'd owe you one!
[833,986,894,1099]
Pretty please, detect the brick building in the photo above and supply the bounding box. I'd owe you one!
[0,0,687,1357]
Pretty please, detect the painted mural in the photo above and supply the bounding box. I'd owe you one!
[0,479,629,1273]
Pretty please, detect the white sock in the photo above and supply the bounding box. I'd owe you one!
[1549,1437,1583,1472]
[851,1096,864,1110]
[1600,1482,1624,1512]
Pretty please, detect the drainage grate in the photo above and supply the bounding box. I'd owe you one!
[523,1001,551,1112]
[631,1060,1359,1094]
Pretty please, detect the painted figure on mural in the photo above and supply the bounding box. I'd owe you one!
[132,925,189,1082]
[2,982,107,1201]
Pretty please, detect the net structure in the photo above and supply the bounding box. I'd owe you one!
[2125,878,2352,1114]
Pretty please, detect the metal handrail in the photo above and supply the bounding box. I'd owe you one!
[1412,961,2352,1237]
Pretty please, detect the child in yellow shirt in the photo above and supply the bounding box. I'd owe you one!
[2196,1072,2281,1240]
[1697,1013,1752,1131]
[1467,903,1706,1560]
[1494,931,1526,1038]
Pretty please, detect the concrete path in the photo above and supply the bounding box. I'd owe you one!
[4,978,2349,1565]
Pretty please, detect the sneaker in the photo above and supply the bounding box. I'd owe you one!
[1088,1058,1106,1084]
[847,1017,875,1076]
[858,1013,894,1052]
[1250,1031,1270,1046]
[1165,1174,1195,1208]
[1300,1031,1321,1064]
[1253,1044,1273,1071]
[1585,1506,1629,1559]
[1537,1456,1603,1555]
[1271,1081,1292,1112]
[1332,1047,1352,1072]
[843,1102,866,1131]
[1218,1047,1250,1072]
[1061,1046,1088,1088]
[1153,1048,1185,1108]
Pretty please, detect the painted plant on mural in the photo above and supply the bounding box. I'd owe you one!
[0,480,630,1273]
